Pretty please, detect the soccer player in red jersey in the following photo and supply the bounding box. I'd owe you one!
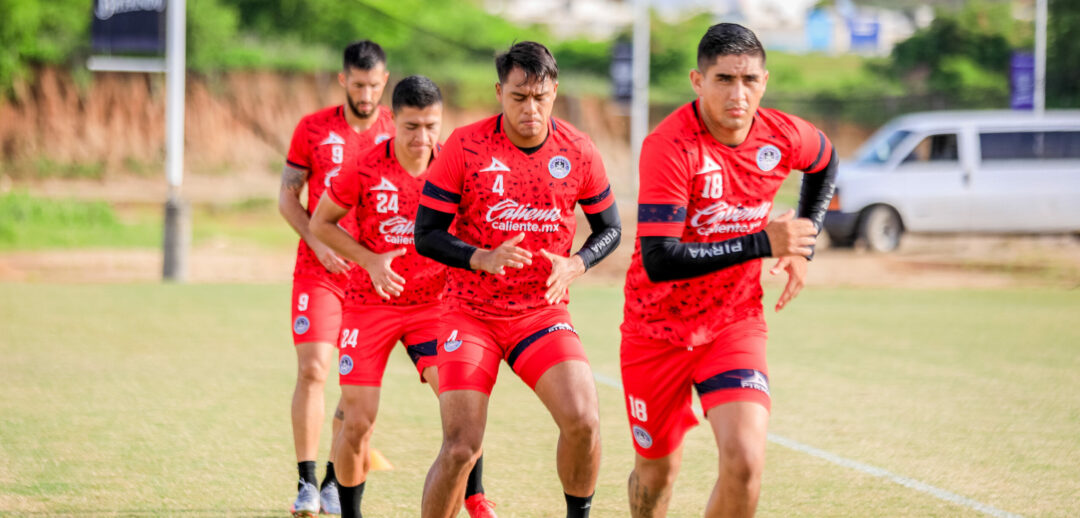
[620,24,837,517]
[309,76,497,518]
[279,40,394,517]
[414,42,621,518]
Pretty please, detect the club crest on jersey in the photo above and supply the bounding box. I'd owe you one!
[293,316,310,335]
[756,145,782,172]
[370,177,398,192]
[320,132,345,146]
[548,156,571,179]
[339,354,354,375]
[632,425,653,449]
[374,133,391,144]
[479,157,511,172]
[444,330,463,352]
[696,155,723,175]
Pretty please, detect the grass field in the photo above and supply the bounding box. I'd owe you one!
[1,283,1078,517]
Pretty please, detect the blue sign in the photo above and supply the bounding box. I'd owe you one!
[1010,52,1034,110]
[611,41,633,103]
[847,16,879,53]
[91,0,166,55]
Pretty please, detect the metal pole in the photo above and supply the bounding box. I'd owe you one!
[630,0,650,193]
[1034,0,1047,115]
[163,0,188,282]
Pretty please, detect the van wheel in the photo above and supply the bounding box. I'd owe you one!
[858,206,903,253]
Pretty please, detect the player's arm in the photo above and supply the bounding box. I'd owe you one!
[575,203,621,270]
[639,211,814,282]
[413,203,476,270]
[278,165,348,274]
[796,148,839,258]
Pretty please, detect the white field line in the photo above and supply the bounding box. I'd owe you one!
[592,372,1023,518]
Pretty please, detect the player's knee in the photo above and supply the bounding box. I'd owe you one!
[560,406,600,444]
[442,432,483,467]
[719,437,764,485]
[342,413,374,445]
[633,457,679,490]
[297,360,329,385]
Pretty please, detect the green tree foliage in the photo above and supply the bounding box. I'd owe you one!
[1047,0,1080,107]
[0,0,89,96]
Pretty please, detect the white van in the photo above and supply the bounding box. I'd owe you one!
[823,110,1080,251]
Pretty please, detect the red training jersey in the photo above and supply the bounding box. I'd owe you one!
[327,139,447,308]
[286,105,395,283]
[420,114,614,317]
[622,101,833,347]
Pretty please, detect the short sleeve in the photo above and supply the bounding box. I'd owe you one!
[636,133,692,237]
[577,139,615,214]
[420,132,466,214]
[327,157,362,210]
[785,114,833,174]
[286,118,312,171]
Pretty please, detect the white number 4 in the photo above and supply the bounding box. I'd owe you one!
[492,174,504,195]
[628,395,648,422]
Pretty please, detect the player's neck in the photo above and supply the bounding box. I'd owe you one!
[344,105,379,134]
[394,141,430,177]
[697,101,751,147]
[502,117,549,149]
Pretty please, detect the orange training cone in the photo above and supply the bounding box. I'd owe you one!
[368,448,393,471]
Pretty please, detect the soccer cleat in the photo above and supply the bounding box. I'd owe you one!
[464,493,498,518]
[291,480,321,517]
[319,479,341,515]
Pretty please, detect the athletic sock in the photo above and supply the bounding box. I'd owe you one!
[464,454,485,498]
[565,492,593,518]
[298,461,317,487]
[338,481,365,518]
[321,461,337,489]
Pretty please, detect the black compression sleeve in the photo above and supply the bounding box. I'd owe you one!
[574,204,621,270]
[414,205,476,270]
[797,148,838,258]
[639,232,772,282]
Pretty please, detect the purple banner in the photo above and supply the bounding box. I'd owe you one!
[1011,52,1034,110]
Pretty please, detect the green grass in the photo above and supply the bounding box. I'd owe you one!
[0,192,297,251]
[1,284,1078,516]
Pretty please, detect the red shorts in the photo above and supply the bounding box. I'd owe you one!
[620,316,770,459]
[291,276,345,345]
[337,302,440,386]
[436,304,588,395]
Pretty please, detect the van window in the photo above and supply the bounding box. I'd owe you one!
[856,129,910,165]
[980,131,1080,160]
[903,133,959,163]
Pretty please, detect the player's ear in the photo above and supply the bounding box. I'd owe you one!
[495,81,503,102]
[689,68,704,97]
[338,71,347,89]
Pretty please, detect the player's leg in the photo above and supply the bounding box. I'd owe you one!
[422,389,490,518]
[510,307,598,516]
[422,312,500,518]
[702,402,768,518]
[694,318,771,518]
[290,279,343,517]
[620,331,700,518]
[405,304,496,517]
[334,305,401,518]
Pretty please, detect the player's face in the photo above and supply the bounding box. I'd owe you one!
[691,54,768,138]
[495,67,558,145]
[339,63,389,119]
[394,103,442,163]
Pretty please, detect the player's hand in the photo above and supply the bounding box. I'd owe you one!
[763,209,817,257]
[539,249,586,305]
[363,248,407,299]
[312,242,349,274]
[770,255,808,312]
[470,233,533,275]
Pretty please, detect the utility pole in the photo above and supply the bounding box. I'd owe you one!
[1034,0,1047,115]
[162,0,189,282]
[630,0,650,191]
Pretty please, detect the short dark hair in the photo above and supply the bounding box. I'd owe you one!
[697,23,766,71]
[495,41,558,85]
[391,75,442,113]
[343,40,386,71]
